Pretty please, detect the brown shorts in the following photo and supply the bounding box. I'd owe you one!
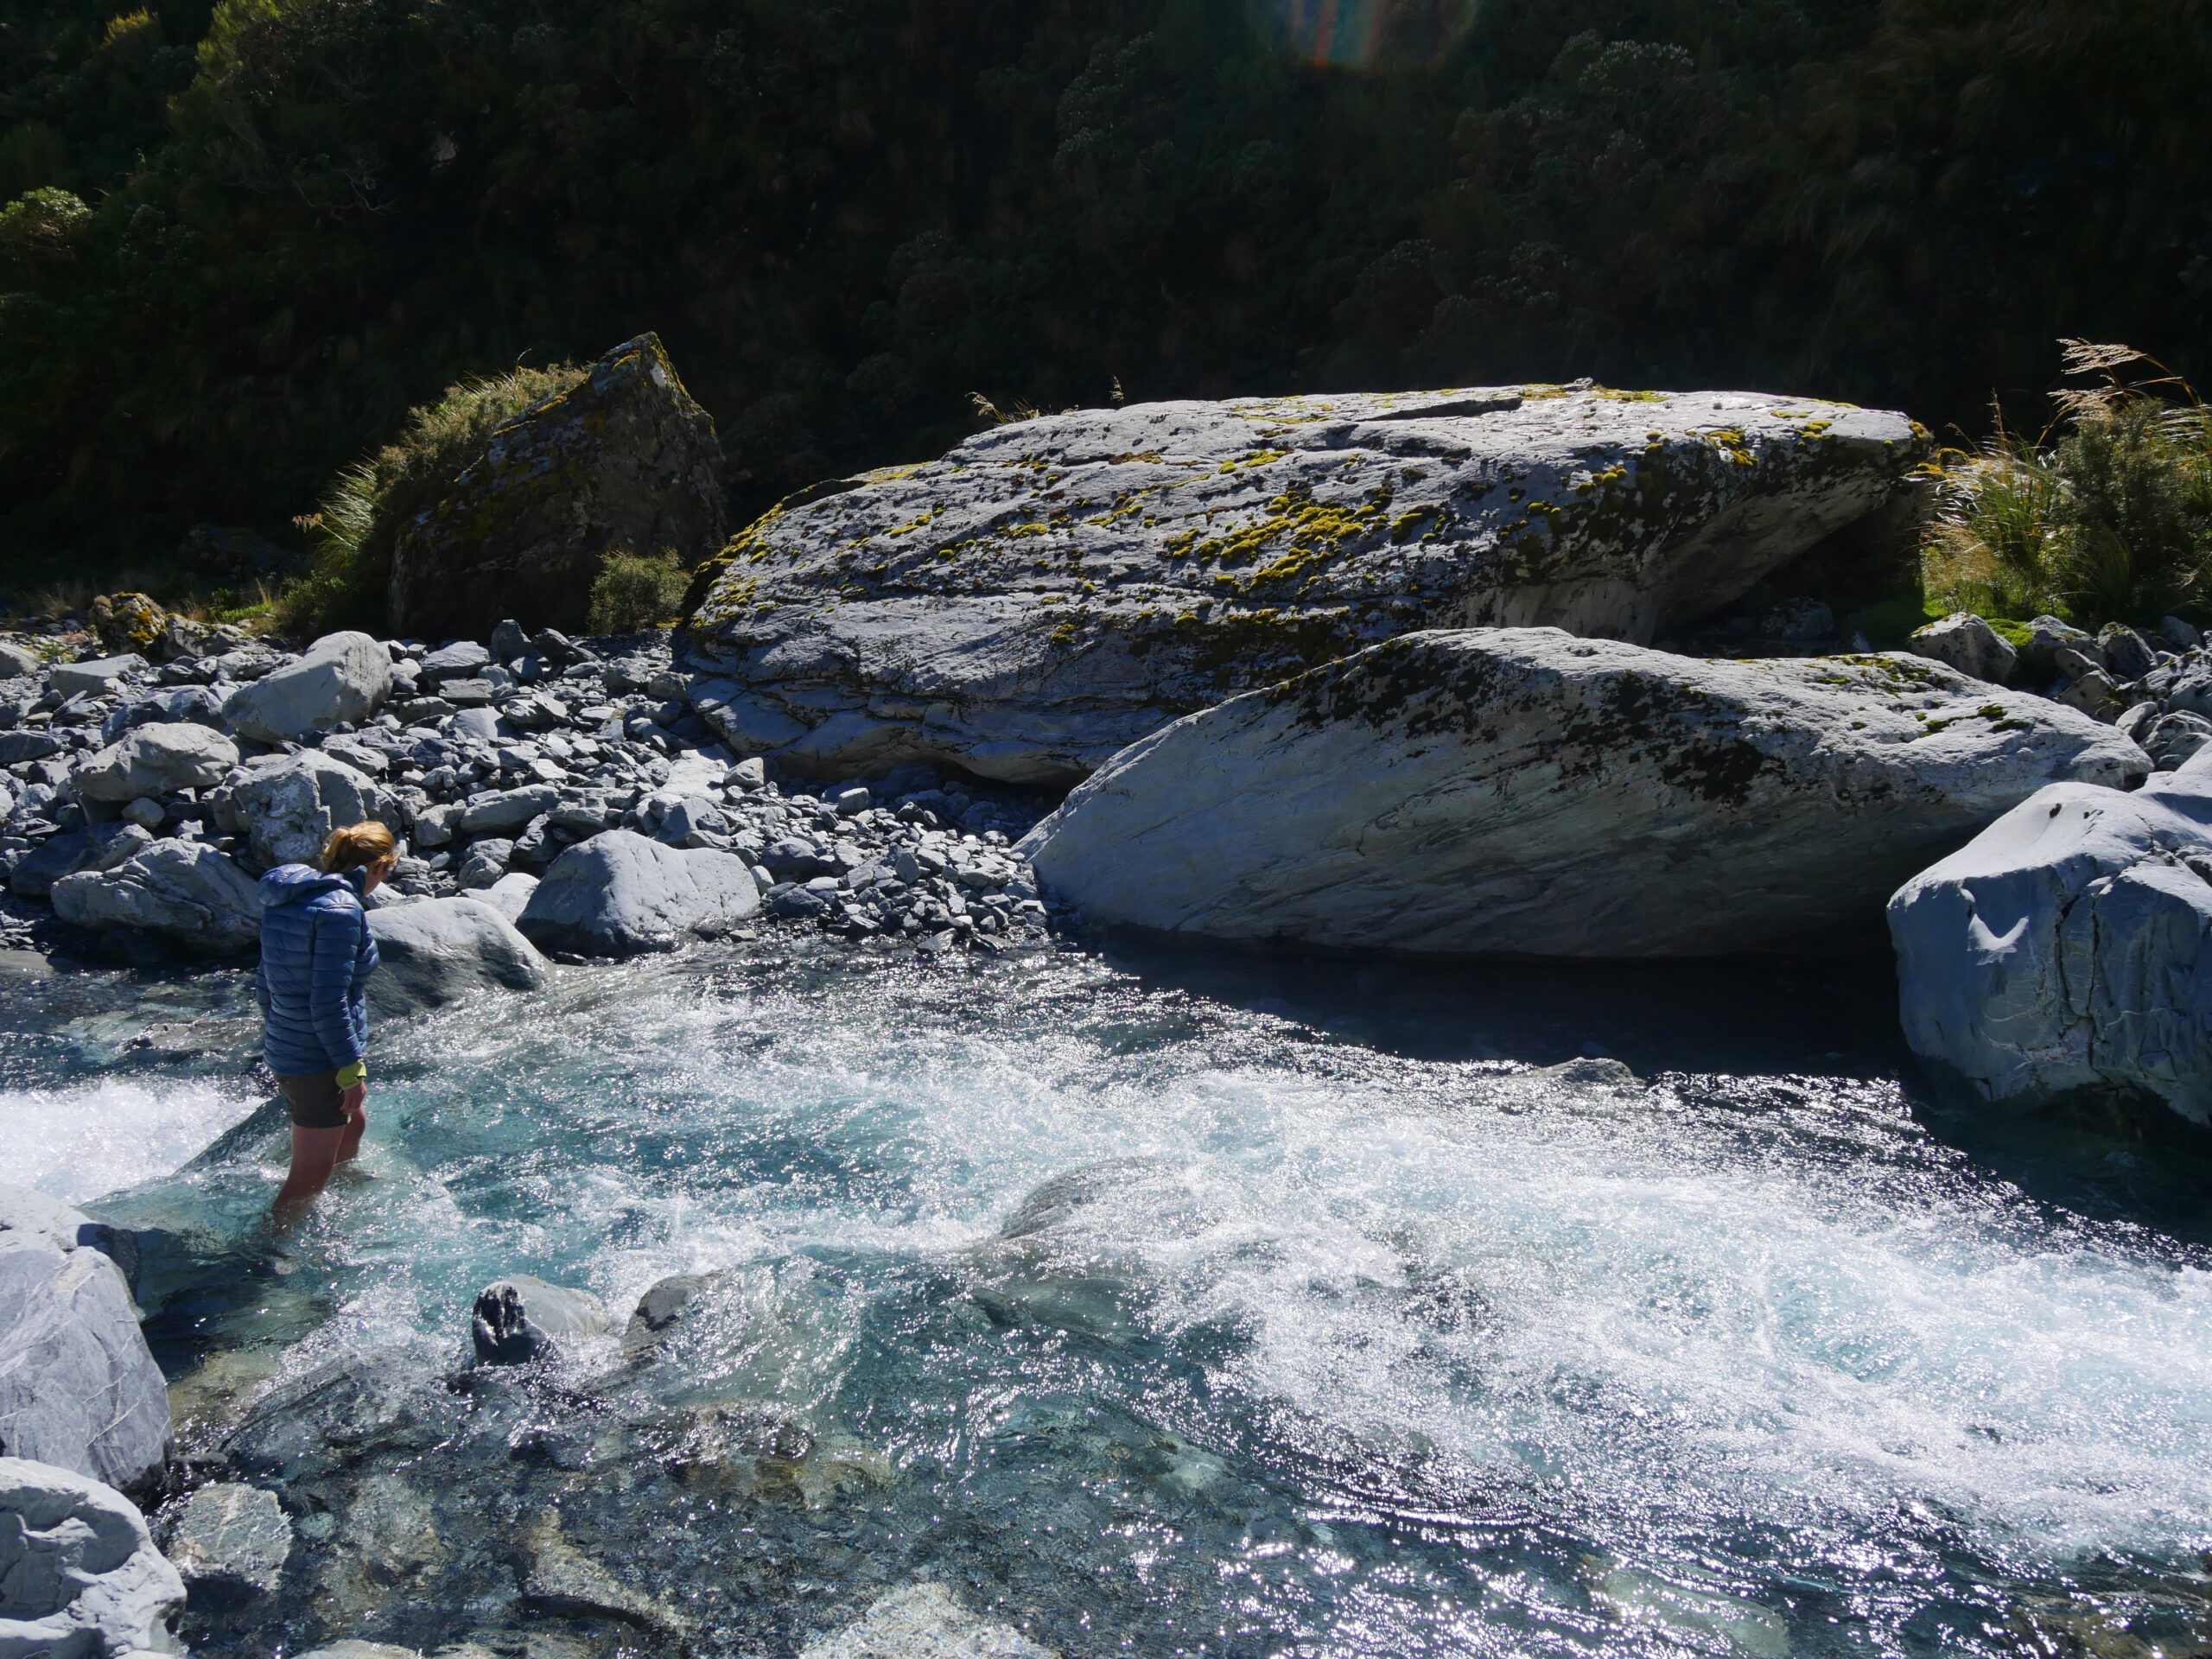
[276,1070,351,1130]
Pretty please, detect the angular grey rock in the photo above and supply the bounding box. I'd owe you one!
[1888,746,2212,1126]
[1019,628,2152,957]
[388,334,727,640]
[685,386,1929,782]
[0,731,61,766]
[2018,614,2098,683]
[0,1231,170,1491]
[448,706,502,743]
[214,751,392,870]
[223,631,391,742]
[490,619,531,663]
[457,785,559,836]
[166,1482,290,1596]
[73,723,240,802]
[2158,615,2202,653]
[10,823,152,901]
[51,839,263,957]
[48,655,145,698]
[0,1457,187,1657]
[365,895,549,1015]
[470,1274,612,1365]
[516,829,760,957]
[2056,668,2121,722]
[2143,711,2212,772]
[0,641,40,679]
[119,798,164,830]
[2096,622,2158,683]
[453,838,513,890]
[685,679,808,756]
[1905,612,2017,686]
[474,871,539,924]
[798,1582,1054,1659]
[419,640,491,680]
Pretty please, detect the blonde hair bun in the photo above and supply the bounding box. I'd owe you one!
[320,820,397,874]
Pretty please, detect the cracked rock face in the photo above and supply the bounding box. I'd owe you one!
[683,386,1929,783]
[1016,628,2150,957]
[0,1457,186,1657]
[1888,745,2212,1127]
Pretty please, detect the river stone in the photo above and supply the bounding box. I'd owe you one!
[1905,613,2017,685]
[213,750,393,871]
[388,334,727,640]
[47,655,144,698]
[224,631,391,743]
[470,1275,613,1365]
[1888,745,2212,1128]
[2018,615,2097,683]
[456,783,559,836]
[73,723,239,801]
[0,1232,170,1492]
[166,1482,290,1596]
[2097,622,2158,683]
[50,839,263,957]
[365,896,548,1015]
[683,386,1929,783]
[516,830,760,957]
[0,1457,187,1657]
[7,823,152,900]
[798,1582,1054,1659]
[0,641,39,679]
[0,731,61,766]
[1018,628,2151,957]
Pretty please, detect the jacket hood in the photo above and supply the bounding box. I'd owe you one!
[258,864,357,909]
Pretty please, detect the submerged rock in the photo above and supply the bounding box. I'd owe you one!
[0,1457,187,1657]
[365,895,549,1015]
[798,1582,1053,1659]
[517,829,760,957]
[1019,628,2150,957]
[683,386,1929,782]
[1888,745,2212,1128]
[388,333,727,640]
[165,1481,291,1598]
[224,630,391,743]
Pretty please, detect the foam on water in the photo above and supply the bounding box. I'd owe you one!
[0,1077,260,1205]
[26,945,2212,1653]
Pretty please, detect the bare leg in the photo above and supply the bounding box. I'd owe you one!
[335,1107,367,1165]
[272,1124,349,1223]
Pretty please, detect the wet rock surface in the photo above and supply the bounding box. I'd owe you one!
[683,386,1929,783]
[1020,628,2150,956]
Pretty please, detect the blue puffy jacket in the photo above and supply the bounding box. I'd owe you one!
[256,865,378,1077]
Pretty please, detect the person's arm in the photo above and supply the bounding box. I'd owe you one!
[308,908,368,1071]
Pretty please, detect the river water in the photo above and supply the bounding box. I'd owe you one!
[6,937,2210,1657]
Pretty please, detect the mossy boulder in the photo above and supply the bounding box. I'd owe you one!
[683,385,1930,784]
[1015,628,2149,957]
[388,334,726,641]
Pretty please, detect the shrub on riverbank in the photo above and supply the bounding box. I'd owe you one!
[276,365,583,638]
[1922,346,2212,632]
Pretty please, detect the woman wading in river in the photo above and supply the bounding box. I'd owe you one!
[257,820,392,1219]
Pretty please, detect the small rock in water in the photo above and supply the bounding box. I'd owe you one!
[470,1274,613,1365]
[166,1481,291,1597]
[797,1581,1054,1659]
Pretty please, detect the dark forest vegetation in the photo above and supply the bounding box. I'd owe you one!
[2,0,2208,625]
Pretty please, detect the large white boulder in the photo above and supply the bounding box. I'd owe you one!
[223,630,391,742]
[1019,629,2151,957]
[516,829,759,957]
[0,1457,187,1658]
[0,1225,169,1492]
[210,750,393,870]
[1887,746,2212,1125]
[51,840,263,957]
[73,724,240,802]
[684,386,1929,782]
[1904,612,2018,687]
[366,895,549,1015]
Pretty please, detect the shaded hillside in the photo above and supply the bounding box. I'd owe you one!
[1,0,2206,575]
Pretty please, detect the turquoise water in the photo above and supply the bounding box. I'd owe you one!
[6,941,2211,1656]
